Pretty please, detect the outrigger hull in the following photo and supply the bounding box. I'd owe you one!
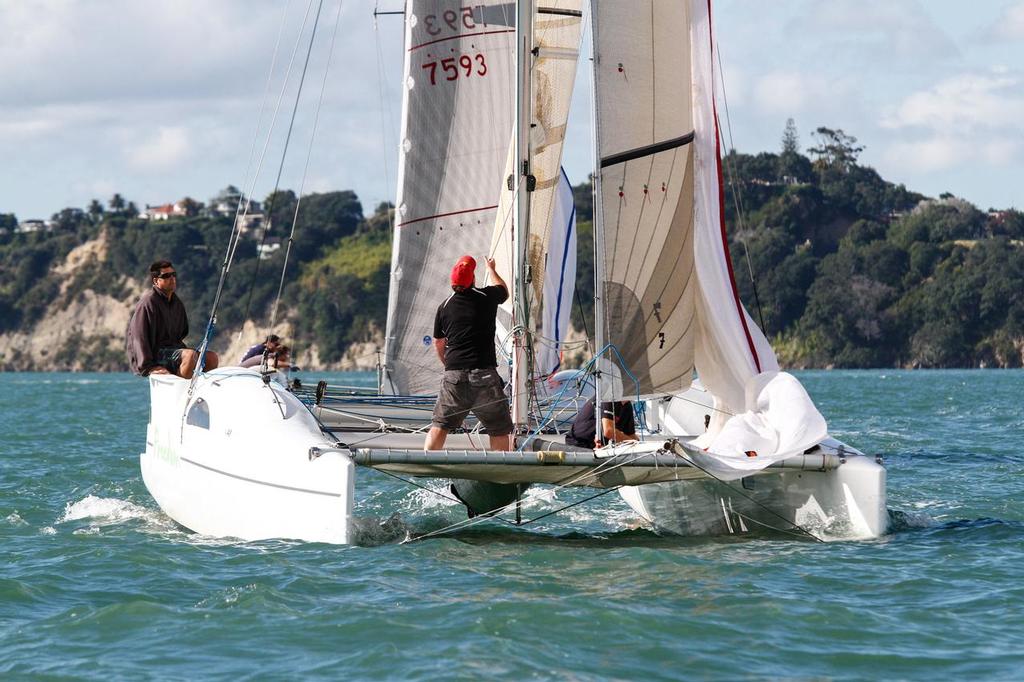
[619,449,888,539]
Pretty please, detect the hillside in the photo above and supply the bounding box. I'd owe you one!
[1,128,1022,371]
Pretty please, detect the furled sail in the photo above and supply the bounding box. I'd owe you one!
[687,0,825,476]
[592,1,697,399]
[383,1,517,395]
[489,1,583,380]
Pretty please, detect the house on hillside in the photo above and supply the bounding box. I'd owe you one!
[237,212,266,237]
[17,219,50,233]
[209,185,261,217]
[143,202,188,221]
[257,239,281,260]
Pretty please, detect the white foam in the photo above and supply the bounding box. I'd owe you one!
[6,512,27,526]
[59,495,150,523]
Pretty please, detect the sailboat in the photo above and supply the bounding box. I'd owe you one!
[139,0,887,544]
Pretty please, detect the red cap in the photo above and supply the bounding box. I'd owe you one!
[450,255,476,288]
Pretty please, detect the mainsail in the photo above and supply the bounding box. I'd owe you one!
[384,1,517,395]
[592,1,698,399]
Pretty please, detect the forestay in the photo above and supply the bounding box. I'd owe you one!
[384,1,516,395]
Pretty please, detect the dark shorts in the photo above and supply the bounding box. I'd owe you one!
[155,347,186,374]
[432,368,513,436]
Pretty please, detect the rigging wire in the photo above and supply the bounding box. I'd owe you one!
[269,0,346,331]
[191,0,320,384]
[240,0,327,332]
[714,42,768,334]
[373,1,398,234]
[225,0,295,278]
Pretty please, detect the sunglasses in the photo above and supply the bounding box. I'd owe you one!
[156,271,177,280]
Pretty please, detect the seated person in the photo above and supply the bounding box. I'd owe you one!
[239,334,281,367]
[272,345,291,370]
[565,399,636,448]
[126,260,218,379]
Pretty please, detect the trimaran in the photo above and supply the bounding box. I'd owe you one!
[140,0,888,544]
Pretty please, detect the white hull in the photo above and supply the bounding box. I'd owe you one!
[141,369,353,543]
[140,373,886,544]
[619,385,888,540]
[619,453,887,539]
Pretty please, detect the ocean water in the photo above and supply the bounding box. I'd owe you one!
[2,370,1022,680]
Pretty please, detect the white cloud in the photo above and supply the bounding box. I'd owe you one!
[983,1,1024,41]
[880,72,1024,174]
[791,0,959,64]
[125,126,192,172]
[883,134,1022,175]
[881,72,1024,132]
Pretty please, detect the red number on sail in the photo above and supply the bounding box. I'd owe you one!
[420,54,488,86]
[441,57,458,81]
[421,61,437,85]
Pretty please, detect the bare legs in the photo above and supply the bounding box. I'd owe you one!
[424,427,513,451]
[178,350,219,379]
[424,426,448,450]
[488,433,511,451]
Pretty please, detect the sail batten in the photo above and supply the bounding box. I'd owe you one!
[600,132,696,168]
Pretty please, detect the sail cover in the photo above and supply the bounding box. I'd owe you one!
[384,1,517,395]
[592,1,698,399]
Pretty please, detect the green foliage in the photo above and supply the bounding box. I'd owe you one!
[3,123,1021,370]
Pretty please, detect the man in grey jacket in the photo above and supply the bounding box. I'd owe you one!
[126,260,218,378]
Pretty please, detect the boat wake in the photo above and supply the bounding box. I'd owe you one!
[55,495,179,535]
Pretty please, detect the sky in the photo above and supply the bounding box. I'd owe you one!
[2,0,1022,222]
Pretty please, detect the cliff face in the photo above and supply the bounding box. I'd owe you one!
[0,233,383,372]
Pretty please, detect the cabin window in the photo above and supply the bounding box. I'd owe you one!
[187,398,210,429]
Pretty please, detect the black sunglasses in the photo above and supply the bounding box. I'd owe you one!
[156,271,177,280]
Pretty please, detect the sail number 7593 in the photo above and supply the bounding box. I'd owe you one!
[421,54,488,85]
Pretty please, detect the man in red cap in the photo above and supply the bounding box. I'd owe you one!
[424,255,513,451]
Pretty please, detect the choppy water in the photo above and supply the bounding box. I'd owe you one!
[2,370,1022,679]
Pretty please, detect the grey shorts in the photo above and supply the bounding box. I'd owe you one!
[432,368,513,436]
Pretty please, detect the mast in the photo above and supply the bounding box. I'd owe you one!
[511,0,535,433]
[589,4,607,418]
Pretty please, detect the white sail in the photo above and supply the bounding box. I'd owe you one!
[489,1,583,382]
[536,168,577,376]
[687,0,825,476]
[590,0,827,473]
[592,1,698,400]
[384,1,517,395]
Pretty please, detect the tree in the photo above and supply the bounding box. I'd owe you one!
[781,118,800,155]
[179,197,203,217]
[109,193,126,213]
[87,199,105,223]
[808,127,864,171]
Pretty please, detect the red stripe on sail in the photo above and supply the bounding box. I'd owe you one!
[707,0,761,373]
[397,204,499,227]
[409,29,515,52]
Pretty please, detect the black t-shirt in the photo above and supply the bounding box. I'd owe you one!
[433,285,508,370]
[566,400,636,447]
